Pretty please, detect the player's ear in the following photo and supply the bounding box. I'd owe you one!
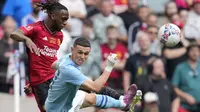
[49,12,56,20]
[71,47,74,52]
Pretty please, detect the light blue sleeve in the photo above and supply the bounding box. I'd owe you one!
[2,0,14,16]
[59,66,89,86]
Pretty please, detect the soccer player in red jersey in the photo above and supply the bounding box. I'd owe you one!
[10,2,69,112]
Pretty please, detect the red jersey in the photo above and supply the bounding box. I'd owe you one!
[20,21,63,86]
[101,43,128,78]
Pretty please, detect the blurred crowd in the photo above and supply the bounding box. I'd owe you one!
[0,0,200,112]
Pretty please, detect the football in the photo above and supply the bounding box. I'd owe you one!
[158,23,181,47]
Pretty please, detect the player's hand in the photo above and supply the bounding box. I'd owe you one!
[25,38,40,56]
[105,53,118,72]
[24,84,32,95]
[185,94,196,105]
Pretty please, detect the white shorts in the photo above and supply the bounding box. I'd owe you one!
[69,90,86,112]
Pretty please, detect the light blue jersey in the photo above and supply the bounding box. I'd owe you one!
[45,55,88,112]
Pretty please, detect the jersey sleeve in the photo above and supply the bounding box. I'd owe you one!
[60,66,88,86]
[19,23,35,37]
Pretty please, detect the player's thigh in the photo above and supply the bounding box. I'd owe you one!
[69,90,87,112]
[82,92,96,107]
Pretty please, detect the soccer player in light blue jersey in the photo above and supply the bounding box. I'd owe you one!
[45,38,137,112]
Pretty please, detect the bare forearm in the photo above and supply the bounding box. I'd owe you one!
[10,29,29,42]
[163,48,186,59]
[93,70,111,92]
[174,87,188,100]
[114,60,125,70]
[123,71,130,91]
[171,97,180,112]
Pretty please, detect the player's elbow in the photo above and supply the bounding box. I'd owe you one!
[10,30,21,42]
[10,31,17,40]
[92,85,103,93]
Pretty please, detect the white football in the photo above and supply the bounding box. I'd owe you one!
[158,23,181,47]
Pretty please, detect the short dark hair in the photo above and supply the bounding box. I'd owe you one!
[37,2,68,14]
[186,42,200,56]
[73,38,91,48]
[147,57,166,74]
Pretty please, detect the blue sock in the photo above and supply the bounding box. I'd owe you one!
[95,94,126,109]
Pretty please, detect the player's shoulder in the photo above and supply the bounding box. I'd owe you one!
[60,64,80,74]
[24,21,42,30]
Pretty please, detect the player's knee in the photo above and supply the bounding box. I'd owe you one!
[85,93,96,106]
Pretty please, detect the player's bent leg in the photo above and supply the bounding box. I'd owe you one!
[69,90,87,112]
[32,79,52,112]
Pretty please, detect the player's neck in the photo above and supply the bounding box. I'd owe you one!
[44,19,56,34]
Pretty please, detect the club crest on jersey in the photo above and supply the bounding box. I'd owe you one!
[57,39,61,46]
[25,26,33,31]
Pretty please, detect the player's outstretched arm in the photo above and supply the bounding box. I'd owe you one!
[81,53,117,92]
[11,29,39,55]
[11,29,30,42]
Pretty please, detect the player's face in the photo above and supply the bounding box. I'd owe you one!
[53,9,69,31]
[71,45,91,66]
[188,47,200,62]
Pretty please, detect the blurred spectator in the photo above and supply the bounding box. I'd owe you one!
[59,0,87,38]
[172,43,200,112]
[146,13,158,27]
[0,26,4,40]
[85,0,101,18]
[184,0,200,40]
[162,21,190,80]
[101,25,128,91]
[80,19,102,80]
[118,0,140,30]
[164,1,178,22]
[1,0,32,27]
[0,0,6,22]
[179,9,189,25]
[175,0,192,9]
[146,25,162,56]
[143,92,159,112]
[136,57,180,112]
[113,0,128,14]
[92,0,127,44]
[127,5,151,53]
[170,13,181,23]
[131,26,162,56]
[123,31,157,91]
[0,16,17,92]
[56,28,72,59]
[21,0,46,26]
